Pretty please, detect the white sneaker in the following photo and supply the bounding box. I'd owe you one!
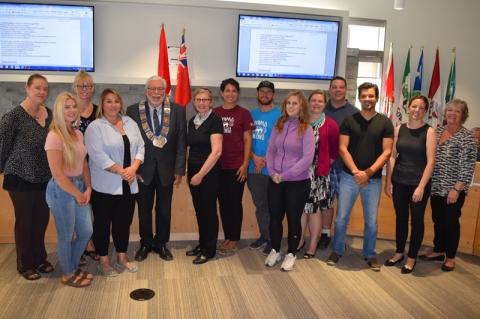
[280,253,296,272]
[265,249,281,267]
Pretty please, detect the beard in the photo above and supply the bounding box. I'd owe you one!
[257,97,273,106]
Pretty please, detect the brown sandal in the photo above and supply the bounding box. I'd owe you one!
[61,273,91,288]
[36,261,54,273]
[74,269,94,281]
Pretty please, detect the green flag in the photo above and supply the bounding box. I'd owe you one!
[400,47,411,115]
[445,48,456,103]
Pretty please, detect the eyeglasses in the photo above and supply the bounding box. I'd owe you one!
[76,84,93,90]
[194,98,212,103]
[147,87,165,92]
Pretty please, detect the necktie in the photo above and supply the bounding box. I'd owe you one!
[153,108,161,136]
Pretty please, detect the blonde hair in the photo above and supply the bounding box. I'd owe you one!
[97,88,124,118]
[49,92,80,169]
[73,70,93,87]
[275,90,310,135]
[446,99,469,124]
[193,87,213,100]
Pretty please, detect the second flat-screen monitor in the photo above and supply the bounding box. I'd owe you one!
[0,2,94,72]
[237,14,340,80]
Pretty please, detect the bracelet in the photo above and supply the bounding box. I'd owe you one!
[452,187,462,193]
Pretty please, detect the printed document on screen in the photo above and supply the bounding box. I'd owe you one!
[248,29,327,75]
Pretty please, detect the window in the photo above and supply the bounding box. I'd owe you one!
[347,19,386,111]
[348,25,385,51]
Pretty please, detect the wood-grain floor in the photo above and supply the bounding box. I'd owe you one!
[0,237,479,319]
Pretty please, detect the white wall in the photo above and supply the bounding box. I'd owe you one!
[249,0,480,127]
[0,0,478,127]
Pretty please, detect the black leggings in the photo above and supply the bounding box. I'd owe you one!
[430,192,466,259]
[392,182,430,258]
[268,179,310,255]
[188,163,220,257]
[91,190,135,256]
[218,169,245,241]
[8,190,49,272]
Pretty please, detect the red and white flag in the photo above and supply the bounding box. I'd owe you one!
[428,48,442,128]
[158,24,171,95]
[382,42,395,122]
[174,30,191,107]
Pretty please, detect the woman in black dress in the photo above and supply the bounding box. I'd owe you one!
[384,95,436,274]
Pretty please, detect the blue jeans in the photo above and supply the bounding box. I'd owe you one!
[46,178,93,276]
[332,172,382,258]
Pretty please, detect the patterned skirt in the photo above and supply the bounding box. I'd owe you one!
[303,174,333,214]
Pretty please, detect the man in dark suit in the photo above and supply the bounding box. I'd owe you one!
[126,75,186,261]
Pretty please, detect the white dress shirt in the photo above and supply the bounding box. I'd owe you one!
[85,115,145,195]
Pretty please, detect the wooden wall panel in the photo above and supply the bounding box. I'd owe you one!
[1,174,479,255]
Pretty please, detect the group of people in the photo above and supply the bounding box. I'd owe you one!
[0,72,477,287]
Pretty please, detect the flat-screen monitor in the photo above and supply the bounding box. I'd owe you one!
[0,2,94,72]
[237,14,340,80]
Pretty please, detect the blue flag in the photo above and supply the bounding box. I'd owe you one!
[412,48,423,96]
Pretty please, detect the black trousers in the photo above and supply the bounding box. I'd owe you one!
[137,172,173,248]
[218,169,245,241]
[91,190,135,256]
[268,179,310,255]
[430,192,466,259]
[188,163,219,257]
[8,190,49,272]
[392,182,430,258]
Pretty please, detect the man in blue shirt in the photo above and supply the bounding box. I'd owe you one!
[247,81,281,255]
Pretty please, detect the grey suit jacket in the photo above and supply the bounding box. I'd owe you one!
[126,100,186,186]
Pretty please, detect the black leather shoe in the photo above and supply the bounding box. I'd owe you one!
[192,255,210,265]
[317,234,331,250]
[441,263,455,272]
[401,261,416,274]
[134,246,151,262]
[186,245,201,257]
[384,255,404,267]
[157,244,173,261]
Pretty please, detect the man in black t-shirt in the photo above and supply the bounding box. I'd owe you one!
[327,83,393,271]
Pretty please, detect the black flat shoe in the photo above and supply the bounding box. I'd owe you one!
[20,269,41,280]
[384,255,404,267]
[134,246,151,262]
[401,262,416,274]
[419,254,444,262]
[296,241,306,253]
[186,245,202,257]
[441,263,455,272]
[193,255,211,265]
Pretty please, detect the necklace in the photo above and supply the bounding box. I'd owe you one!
[139,99,171,148]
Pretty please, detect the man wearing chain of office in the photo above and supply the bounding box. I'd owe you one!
[127,75,186,262]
